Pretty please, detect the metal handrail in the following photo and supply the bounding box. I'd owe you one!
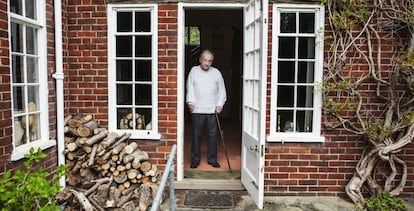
[150,144,177,211]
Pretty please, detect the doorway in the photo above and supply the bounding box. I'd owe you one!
[182,8,243,179]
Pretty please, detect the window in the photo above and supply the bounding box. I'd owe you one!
[268,4,324,142]
[9,0,53,160]
[185,27,200,45]
[107,5,160,139]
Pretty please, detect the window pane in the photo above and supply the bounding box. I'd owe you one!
[25,0,36,19]
[117,108,132,129]
[278,61,295,83]
[277,110,293,132]
[10,0,23,15]
[135,108,152,130]
[190,27,200,45]
[12,55,24,83]
[277,86,294,107]
[278,37,295,58]
[116,36,132,57]
[297,110,313,132]
[11,22,23,53]
[299,13,314,33]
[28,113,41,141]
[135,84,151,105]
[27,86,40,109]
[135,12,151,32]
[14,117,25,146]
[26,26,37,54]
[116,60,132,81]
[13,86,25,113]
[298,37,315,59]
[280,13,295,33]
[297,86,313,108]
[117,12,132,32]
[117,84,132,105]
[135,36,151,57]
[298,62,314,83]
[27,57,38,83]
[135,60,151,81]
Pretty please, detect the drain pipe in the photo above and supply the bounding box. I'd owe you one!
[52,0,66,188]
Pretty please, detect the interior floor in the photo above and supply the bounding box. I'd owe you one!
[184,117,241,172]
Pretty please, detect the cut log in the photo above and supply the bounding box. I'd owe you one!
[132,151,149,169]
[112,143,126,155]
[99,132,119,148]
[64,126,79,137]
[65,136,75,144]
[140,161,152,173]
[64,114,73,126]
[87,144,98,167]
[123,181,131,189]
[69,189,93,211]
[84,176,113,196]
[124,142,138,154]
[108,132,131,151]
[127,169,139,179]
[77,120,98,137]
[66,142,78,152]
[85,129,108,146]
[145,164,158,177]
[68,114,93,128]
[136,182,158,211]
[76,137,88,145]
[114,174,128,184]
[117,190,134,208]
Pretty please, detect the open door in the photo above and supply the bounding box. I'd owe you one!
[241,0,268,209]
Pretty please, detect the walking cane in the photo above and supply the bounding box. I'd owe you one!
[215,112,233,173]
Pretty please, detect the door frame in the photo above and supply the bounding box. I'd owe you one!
[177,2,245,181]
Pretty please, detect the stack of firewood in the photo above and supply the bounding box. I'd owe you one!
[57,114,161,211]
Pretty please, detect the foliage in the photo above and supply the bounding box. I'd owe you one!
[363,192,408,211]
[0,148,68,211]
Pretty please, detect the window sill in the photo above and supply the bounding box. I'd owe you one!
[115,130,162,140]
[11,139,56,161]
[267,134,325,143]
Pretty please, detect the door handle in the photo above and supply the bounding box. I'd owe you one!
[249,145,258,151]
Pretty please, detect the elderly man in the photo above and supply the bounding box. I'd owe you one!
[186,50,227,168]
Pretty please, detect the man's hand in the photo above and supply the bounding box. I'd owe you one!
[215,106,223,113]
[188,103,194,112]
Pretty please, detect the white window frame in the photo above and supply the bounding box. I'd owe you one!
[9,0,54,160]
[107,4,160,140]
[268,4,325,143]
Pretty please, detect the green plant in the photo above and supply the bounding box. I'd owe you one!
[0,148,68,211]
[363,192,408,211]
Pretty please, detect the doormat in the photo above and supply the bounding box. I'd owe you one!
[184,170,241,180]
[183,191,234,209]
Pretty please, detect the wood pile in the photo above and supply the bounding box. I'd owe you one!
[57,114,161,211]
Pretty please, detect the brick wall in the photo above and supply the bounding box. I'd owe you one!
[0,0,12,174]
[66,0,109,124]
[62,0,414,198]
[64,1,179,170]
[263,3,414,198]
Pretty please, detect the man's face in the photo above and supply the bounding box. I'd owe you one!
[200,53,213,71]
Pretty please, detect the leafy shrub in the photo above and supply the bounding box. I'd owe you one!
[363,192,408,211]
[0,148,67,211]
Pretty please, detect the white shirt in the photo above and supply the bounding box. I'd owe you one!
[186,65,227,114]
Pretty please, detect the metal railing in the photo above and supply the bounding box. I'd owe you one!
[150,144,177,211]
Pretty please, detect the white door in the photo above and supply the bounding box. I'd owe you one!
[242,0,268,209]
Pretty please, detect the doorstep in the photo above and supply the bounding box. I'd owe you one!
[175,179,245,190]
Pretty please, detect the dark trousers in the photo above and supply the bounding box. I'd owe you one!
[191,113,218,164]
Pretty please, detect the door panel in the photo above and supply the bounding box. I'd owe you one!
[241,0,268,209]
